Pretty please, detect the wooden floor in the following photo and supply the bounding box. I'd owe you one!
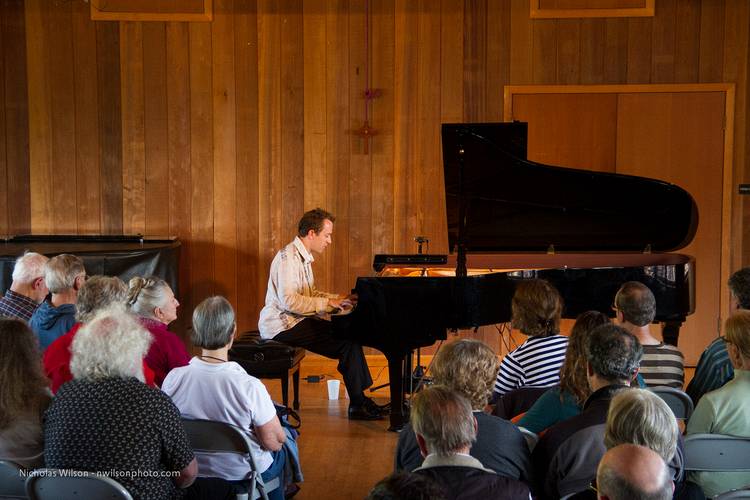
[262,355,398,500]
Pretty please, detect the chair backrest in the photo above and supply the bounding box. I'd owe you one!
[648,386,694,420]
[25,469,133,500]
[684,434,750,472]
[493,386,549,420]
[715,487,750,499]
[0,460,28,499]
[517,427,539,452]
[181,418,278,500]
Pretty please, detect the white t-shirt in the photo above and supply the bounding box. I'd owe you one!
[161,357,277,478]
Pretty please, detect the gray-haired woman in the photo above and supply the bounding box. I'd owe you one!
[162,296,289,500]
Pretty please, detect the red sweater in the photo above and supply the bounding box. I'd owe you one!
[43,323,157,393]
[139,317,191,387]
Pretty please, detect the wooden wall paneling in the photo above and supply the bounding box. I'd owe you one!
[674,0,700,83]
[417,0,445,253]
[509,0,533,84]
[580,19,604,84]
[532,19,556,84]
[603,18,628,83]
[0,7,6,236]
[486,0,510,120]
[188,22,215,302]
[72,1,100,234]
[326,0,351,293]
[212,0,238,304]
[626,17,652,83]
[25,0,53,234]
[347,0,373,283]
[281,1,305,248]
[257,1,284,297]
[95,21,122,235]
[698,0,725,83]
[616,91,727,362]
[143,23,170,237]
[234,0,261,331]
[556,19,580,84]
[650,0,676,83]
[370,0,395,256]
[393,0,418,253]
[509,92,618,172]
[441,0,463,124]
[48,1,76,233]
[165,21,191,333]
[120,22,146,235]
[302,0,328,213]
[3,0,29,235]
[463,0,487,122]
[724,0,750,272]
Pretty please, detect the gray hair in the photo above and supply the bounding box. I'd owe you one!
[615,281,656,326]
[11,252,48,284]
[75,276,128,323]
[126,276,171,319]
[605,388,679,462]
[191,296,236,350]
[70,306,152,382]
[586,324,642,383]
[44,254,85,294]
[410,385,476,456]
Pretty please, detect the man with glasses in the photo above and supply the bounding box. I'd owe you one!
[0,251,49,321]
[30,253,86,350]
[686,267,750,405]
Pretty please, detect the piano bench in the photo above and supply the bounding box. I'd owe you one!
[229,330,305,410]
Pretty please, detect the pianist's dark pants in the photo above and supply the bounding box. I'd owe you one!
[274,318,373,405]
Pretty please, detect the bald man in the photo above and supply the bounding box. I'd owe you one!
[596,444,673,500]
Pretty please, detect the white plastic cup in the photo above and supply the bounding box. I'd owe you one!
[327,379,340,400]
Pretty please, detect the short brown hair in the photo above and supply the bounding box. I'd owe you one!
[297,208,335,237]
[431,339,499,410]
[725,309,750,360]
[511,279,562,337]
[559,310,610,405]
[615,281,656,326]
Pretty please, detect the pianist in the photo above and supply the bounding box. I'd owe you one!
[258,208,384,420]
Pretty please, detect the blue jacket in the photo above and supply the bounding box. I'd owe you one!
[30,301,76,351]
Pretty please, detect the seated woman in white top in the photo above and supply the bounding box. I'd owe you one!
[162,296,287,500]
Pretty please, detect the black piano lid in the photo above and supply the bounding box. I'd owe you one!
[441,122,699,253]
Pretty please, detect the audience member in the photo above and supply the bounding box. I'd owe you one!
[42,276,156,393]
[0,319,50,468]
[367,471,447,500]
[604,389,685,489]
[686,310,750,497]
[614,282,684,388]
[686,267,750,404]
[162,296,289,500]
[0,252,48,321]
[127,276,190,386]
[518,311,610,434]
[494,279,569,396]
[30,254,84,350]
[597,444,673,500]
[532,324,642,499]
[44,306,197,498]
[410,386,530,500]
[396,339,531,482]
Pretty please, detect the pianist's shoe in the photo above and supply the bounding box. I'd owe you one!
[348,403,384,420]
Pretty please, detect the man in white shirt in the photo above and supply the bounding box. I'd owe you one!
[258,208,383,420]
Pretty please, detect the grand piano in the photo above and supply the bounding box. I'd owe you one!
[333,122,698,431]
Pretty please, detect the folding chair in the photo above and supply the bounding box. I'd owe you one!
[684,434,750,472]
[517,427,539,452]
[715,487,750,499]
[0,460,28,499]
[181,418,281,500]
[648,386,694,420]
[25,469,133,500]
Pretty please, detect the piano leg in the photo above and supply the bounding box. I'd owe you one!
[661,320,682,347]
[387,354,407,432]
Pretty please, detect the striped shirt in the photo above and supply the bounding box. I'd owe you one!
[685,337,733,406]
[494,335,569,396]
[0,289,39,322]
[640,343,684,388]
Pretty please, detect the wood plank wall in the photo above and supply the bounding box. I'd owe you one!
[1,0,749,357]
